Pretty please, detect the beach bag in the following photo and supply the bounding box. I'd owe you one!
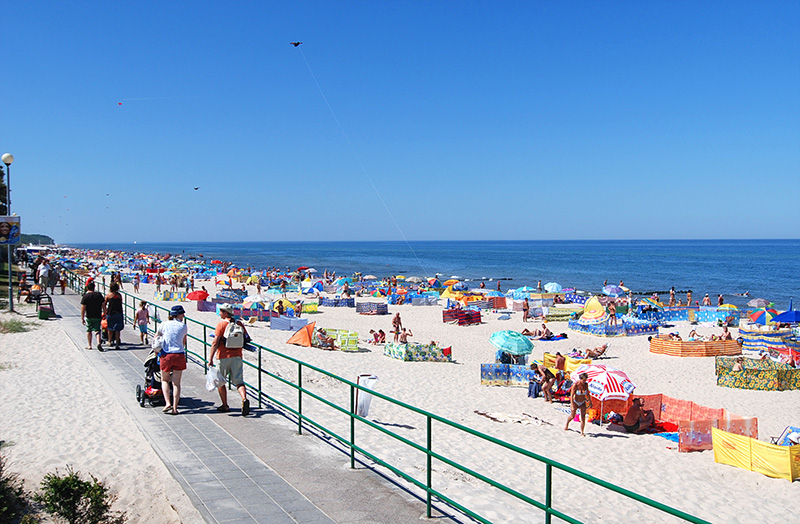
[223,321,245,349]
[206,366,226,391]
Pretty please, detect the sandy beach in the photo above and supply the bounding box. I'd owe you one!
[0,308,203,523]
[131,278,797,523]
[2,274,798,523]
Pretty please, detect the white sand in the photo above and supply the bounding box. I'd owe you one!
[132,279,798,523]
[10,274,798,523]
[0,308,202,523]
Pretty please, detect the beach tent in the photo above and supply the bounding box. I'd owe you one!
[272,298,295,312]
[287,321,316,347]
[581,296,608,323]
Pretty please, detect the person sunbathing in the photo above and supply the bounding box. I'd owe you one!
[316,329,337,350]
[521,327,541,337]
[732,357,745,372]
[687,329,704,341]
[584,343,609,359]
[622,398,655,434]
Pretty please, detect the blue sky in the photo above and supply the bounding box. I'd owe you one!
[2,1,798,243]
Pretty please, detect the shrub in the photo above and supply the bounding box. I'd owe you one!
[34,466,125,524]
[0,446,28,523]
[0,319,30,334]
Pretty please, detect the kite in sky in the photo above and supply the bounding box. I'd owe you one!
[290,42,302,47]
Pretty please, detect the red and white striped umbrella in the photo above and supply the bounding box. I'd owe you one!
[570,364,637,401]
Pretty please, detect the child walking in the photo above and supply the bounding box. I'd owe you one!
[135,301,151,345]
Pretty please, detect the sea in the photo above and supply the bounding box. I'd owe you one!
[70,239,799,310]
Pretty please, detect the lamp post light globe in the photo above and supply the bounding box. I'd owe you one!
[1,153,13,166]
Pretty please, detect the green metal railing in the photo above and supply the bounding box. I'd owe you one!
[67,271,709,524]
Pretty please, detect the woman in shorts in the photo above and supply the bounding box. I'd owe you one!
[156,305,188,415]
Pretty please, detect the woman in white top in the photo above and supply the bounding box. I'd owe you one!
[157,304,188,415]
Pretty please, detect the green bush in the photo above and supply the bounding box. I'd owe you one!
[0,447,28,523]
[34,467,125,524]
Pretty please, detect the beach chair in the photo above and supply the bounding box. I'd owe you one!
[770,425,800,446]
[245,316,258,325]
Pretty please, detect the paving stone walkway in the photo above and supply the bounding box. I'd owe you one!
[50,290,459,524]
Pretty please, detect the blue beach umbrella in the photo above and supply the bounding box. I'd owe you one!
[489,330,534,356]
[771,310,800,324]
[603,285,624,297]
[544,282,562,293]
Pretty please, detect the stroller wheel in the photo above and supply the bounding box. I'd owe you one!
[135,384,142,402]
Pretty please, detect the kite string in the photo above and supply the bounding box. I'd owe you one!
[298,49,430,277]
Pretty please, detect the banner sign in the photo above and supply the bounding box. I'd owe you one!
[0,216,20,245]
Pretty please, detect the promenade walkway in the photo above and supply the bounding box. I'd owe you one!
[50,290,458,524]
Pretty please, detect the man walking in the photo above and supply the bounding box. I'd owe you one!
[81,281,106,351]
[209,304,250,416]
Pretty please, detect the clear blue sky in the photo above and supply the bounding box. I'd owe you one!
[2,1,798,243]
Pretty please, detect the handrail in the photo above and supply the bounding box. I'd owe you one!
[66,270,709,524]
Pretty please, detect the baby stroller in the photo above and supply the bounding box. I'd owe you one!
[135,349,170,407]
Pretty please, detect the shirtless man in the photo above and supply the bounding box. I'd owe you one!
[554,352,566,371]
[399,327,413,343]
[622,398,655,434]
[720,326,733,340]
[607,302,617,326]
[565,372,592,436]
[717,294,724,306]
[392,313,402,342]
[701,294,712,306]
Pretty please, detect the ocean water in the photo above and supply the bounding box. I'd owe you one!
[71,240,799,309]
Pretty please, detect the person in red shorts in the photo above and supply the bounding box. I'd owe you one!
[156,305,188,415]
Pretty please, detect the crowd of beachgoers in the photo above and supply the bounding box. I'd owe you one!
[5,246,799,523]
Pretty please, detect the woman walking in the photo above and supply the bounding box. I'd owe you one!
[104,282,125,348]
[565,372,592,436]
[156,305,188,415]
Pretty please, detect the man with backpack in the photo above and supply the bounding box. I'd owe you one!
[209,304,250,416]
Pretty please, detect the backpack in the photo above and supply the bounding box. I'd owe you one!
[223,321,245,349]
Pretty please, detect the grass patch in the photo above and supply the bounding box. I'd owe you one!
[0,319,31,334]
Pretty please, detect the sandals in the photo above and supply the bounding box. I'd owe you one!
[216,404,230,413]
[162,405,173,413]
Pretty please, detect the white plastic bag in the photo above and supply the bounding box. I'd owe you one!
[355,374,378,417]
[151,334,164,351]
[206,366,226,391]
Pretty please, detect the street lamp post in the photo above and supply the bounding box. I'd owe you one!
[2,153,14,312]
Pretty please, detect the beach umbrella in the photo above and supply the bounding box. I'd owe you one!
[602,285,624,298]
[396,275,406,280]
[406,276,423,283]
[544,282,562,293]
[334,277,353,285]
[210,260,223,265]
[489,330,534,356]
[363,274,378,280]
[749,308,778,325]
[296,266,309,271]
[772,310,800,324]
[486,291,504,297]
[747,298,772,308]
[428,278,441,287]
[719,304,738,311]
[570,364,637,402]
[452,282,468,291]
[186,290,209,301]
[443,279,459,286]
[215,276,231,286]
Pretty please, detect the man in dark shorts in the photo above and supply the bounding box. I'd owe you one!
[623,398,655,433]
[81,281,105,351]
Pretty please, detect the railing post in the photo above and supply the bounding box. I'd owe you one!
[350,384,355,469]
[297,362,303,435]
[203,325,208,373]
[545,463,552,524]
[427,415,432,518]
[258,348,262,408]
